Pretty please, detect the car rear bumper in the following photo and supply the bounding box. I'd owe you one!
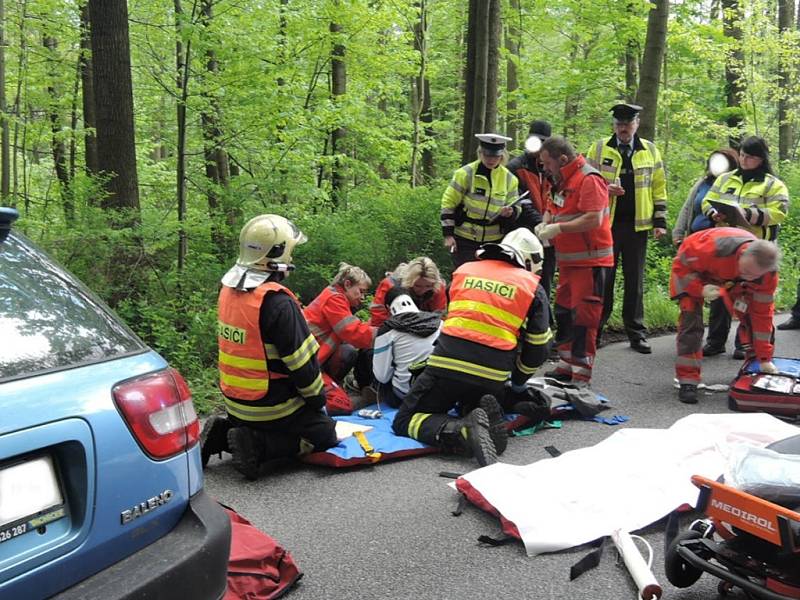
[53,490,231,600]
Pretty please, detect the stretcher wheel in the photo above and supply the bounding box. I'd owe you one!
[717,580,734,596]
[664,530,703,588]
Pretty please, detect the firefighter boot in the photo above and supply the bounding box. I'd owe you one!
[227,426,266,480]
[200,415,232,468]
[437,408,497,467]
[479,394,508,455]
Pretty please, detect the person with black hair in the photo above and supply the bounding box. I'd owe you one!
[701,136,789,358]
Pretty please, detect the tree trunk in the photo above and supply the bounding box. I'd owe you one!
[79,3,98,176]
[175,0,189,271]
[505,0,521,150]
[777,0,794,162]
[461,0,478,163]
[466,0,490,162]
[0,0,8,202]
[624,1,639,102]
[484,0,501,134]
[411,0,433,186]
[634,0,669,140]
[200,0,234,257]
[563,43,580,138]
[87,0,140,217]
[722,0,745,145]
[330,11,347,207]
[43,36,72,222]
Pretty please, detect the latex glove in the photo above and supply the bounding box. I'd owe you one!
[759,361,779,374]
[534,223,561,241]
[444,236,457,254]
[702,284,721,301]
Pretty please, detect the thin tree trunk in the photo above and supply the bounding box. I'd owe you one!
[722,0,745,145]
[484,0,501,134]
[461,0,478,163]
[174,0,190,271]
[411,0,433,185]
[79,3,98,176]
[87,0,140,218]
[330,9,347,207]
[778,0,794,161]
[0,0,8,201]
[11,0,27,209]
[634,0,669,140]
[563,43,580,138]
[43,36,72,222]
[505,0,521,150]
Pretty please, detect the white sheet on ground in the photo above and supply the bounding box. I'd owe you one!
[460,413,799,556]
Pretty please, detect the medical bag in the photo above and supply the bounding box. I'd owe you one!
[728,357,800,417]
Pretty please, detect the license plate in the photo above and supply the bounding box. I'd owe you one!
[0,455,65,544]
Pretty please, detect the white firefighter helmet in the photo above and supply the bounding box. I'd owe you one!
[500,228,544,272]
[237,214,307,271]
[389,293,419,316]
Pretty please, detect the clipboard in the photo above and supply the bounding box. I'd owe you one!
[488,191,531,224]
[708,200,749,228]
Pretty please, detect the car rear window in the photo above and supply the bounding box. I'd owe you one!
[0,232,145,380]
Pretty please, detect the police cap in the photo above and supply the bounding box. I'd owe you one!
[475,133,512,156]
[610,103,642,121]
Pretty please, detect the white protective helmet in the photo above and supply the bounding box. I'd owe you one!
[389,293,419,316]
[237,214,307,272]
[499,228,544,273]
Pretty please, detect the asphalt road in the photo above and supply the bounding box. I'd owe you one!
[204,315,800,600]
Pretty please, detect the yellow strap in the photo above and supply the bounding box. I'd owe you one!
[354,431,382,463]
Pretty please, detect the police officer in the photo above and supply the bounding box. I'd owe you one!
[393,229,552,466]
[586,103,668,354]
[201,215,337,479]
[441,133,521,268]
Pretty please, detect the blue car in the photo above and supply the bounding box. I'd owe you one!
[0,208,230,599]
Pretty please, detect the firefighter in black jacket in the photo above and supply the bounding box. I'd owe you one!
[201,214,337,480]
[393,229,552,466]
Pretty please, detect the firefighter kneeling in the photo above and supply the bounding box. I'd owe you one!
[670,227,780,405]
[392,229,553,467]
[201,215,337,479]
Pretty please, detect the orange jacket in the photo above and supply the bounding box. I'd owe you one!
[218,282,292,401]
[515,166,552,216]
[442,259,538,351]
[671,228,777,360]
[550,155,614,267]
[304,285,375,365]
[368,275,447,327]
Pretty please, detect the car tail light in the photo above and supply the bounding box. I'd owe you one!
[113,368,200,459]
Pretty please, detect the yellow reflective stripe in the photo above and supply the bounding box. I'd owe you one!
[224,396,305,422]
[220,371,269,390]
[754,331,772,341]
[263,343,280,360]
[282,334,320,371]
[427,354,509,381]
[449,179,466,194]
[408,412,431,439]
[515,355,538,375]
[298,373,324,397]
[219,350,266,371]
[525,329,553,345]
[443,316,518,345]
[448,300,523,329]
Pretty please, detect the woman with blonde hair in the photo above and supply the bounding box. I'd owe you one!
[369,256,447,327]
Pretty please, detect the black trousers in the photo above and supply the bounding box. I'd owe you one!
[791,280,800,319]
[600,221,648,342]
[392,369,503,445]
[230,405,337,460]
[451,237,482,269]
[540,245,557,327]
[323,343,373,388]
[705,298,743,350]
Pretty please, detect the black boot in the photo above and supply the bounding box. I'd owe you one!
[227,427,265,480]
[200,415,232,468]
[437,408,497,467]
[678,384,698,405]
[479,394,507,455]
